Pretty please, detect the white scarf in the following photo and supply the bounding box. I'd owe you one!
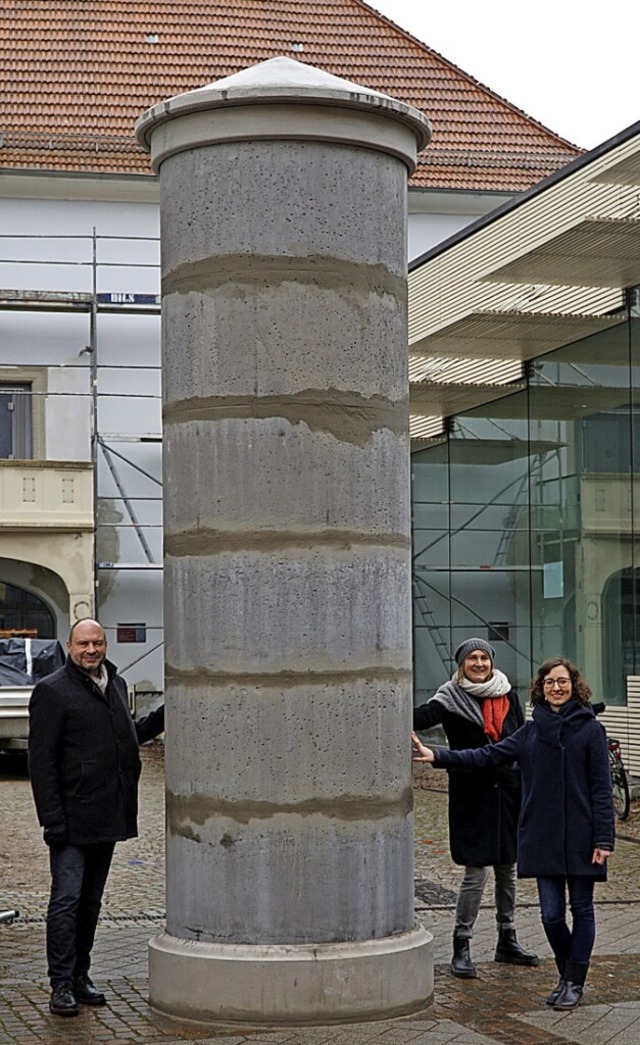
[457,668,511,700]
[91,664,109,694]
[430,669,512,730]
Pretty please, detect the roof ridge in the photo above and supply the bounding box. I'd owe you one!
[354,0,579,150]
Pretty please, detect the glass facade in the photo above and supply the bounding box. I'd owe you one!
[412,288,640,706]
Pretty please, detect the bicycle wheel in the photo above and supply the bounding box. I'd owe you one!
[611,758,631,821]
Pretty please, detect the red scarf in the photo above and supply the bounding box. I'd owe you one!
[481,695,510,741]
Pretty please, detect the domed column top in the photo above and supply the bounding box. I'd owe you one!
[136,55,431,174]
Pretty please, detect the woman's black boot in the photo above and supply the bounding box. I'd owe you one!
[545,958,566,1006]
[494,927,539,966]
[553,961,588,1009]
[451,934,477,978]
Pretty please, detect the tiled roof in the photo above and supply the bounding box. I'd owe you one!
[0,0,581,190]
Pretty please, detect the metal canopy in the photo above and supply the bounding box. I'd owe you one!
[469,383,631,421]
[591,151,640,186]
[406,127,640,442]
[485,218,640,289]
[410,378,526,416]
[412,438,563,464]
[412,382,631,425]
[409,310,622,362]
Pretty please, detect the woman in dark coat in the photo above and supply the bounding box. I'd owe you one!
[413,656,615,1010]
[413,638,537,978]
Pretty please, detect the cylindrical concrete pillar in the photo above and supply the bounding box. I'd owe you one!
[136,56,432,1025]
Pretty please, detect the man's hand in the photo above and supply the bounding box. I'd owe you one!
[412,731,435,763]
[592,848,611,865]
[43,823,67,847]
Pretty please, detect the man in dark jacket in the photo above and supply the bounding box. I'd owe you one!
[28,618,164,1018]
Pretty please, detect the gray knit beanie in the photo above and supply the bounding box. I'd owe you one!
[453,638,495,666]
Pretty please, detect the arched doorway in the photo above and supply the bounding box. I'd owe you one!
[0,581,55,638]
[602,567,639,705]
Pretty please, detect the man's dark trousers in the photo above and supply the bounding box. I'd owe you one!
[47,842,115,985]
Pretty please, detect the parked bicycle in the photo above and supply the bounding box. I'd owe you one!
[593,702,631,821]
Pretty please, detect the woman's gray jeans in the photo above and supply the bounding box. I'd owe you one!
[454,862,517,938]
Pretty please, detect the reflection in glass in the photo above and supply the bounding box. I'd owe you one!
[412,290,640,708]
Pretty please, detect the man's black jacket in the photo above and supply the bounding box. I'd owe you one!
[28,656,164,845]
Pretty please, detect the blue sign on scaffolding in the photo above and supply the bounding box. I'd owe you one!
[96,293,160,305]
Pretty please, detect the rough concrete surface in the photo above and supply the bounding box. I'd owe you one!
[152,66,425,1020]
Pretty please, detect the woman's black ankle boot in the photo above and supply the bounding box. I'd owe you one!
[451,934,477,978]
[545,958,566,1006]
[553,961,588,1010]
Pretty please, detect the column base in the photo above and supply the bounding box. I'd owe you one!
[148,924,433,1025]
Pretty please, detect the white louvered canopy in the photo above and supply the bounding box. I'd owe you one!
[408,122,640,445]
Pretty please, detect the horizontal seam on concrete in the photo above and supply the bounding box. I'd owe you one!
[164,667,412,689]
[164,529,411,555]
[163,391,409,444]
[167,788,414,828]
[161,254,406,298]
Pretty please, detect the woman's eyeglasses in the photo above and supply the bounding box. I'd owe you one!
[543,677,571,689]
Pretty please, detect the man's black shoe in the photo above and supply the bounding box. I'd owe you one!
[74,974,106,1006]
[49,982,78,1017]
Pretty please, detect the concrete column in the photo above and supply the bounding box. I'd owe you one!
[136,56,432,1025]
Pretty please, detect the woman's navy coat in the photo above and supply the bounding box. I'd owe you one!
[414,688,523,867]
[433,699,615,878]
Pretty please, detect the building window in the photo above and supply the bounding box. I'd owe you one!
[0,582,54,638]
[0,384,32,459]
[488,622,510,642]
[117,623,147,643]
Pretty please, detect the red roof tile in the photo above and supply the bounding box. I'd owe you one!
[0,0,581,190]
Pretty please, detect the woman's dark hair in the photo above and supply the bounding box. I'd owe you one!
[530,656,592,707]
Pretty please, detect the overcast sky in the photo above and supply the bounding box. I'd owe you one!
[367,0,639,150]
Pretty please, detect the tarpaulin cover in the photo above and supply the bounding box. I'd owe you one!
[0,638,65,687]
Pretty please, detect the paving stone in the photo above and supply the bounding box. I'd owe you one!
[2,745,640,1044]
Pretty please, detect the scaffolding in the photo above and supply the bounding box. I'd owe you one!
[0,230,163,679]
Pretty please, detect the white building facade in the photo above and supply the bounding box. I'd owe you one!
[0,168,513,702]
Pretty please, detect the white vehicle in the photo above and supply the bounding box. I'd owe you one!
[0,687,34,751]
[0,638,65,752]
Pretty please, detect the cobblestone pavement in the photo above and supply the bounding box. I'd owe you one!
[2,746,640,1043]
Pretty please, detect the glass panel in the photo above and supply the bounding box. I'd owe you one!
[13,384,32,458]
[628,287,640,687]
[447,392,533,699]
[410,309,634,708]
[0,393,13,458]
[0,385,32,459]
[0,582,54,638]
[412,442,450,702]
[530,318,631,704]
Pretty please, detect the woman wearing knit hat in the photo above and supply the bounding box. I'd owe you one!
[413,638,538,978]
[413,657,614,1011]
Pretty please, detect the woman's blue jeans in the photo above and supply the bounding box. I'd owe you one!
[536,875,596,965]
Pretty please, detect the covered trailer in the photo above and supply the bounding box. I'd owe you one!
[0,638,65,751]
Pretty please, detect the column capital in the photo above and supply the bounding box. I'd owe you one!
[136,56,431,174]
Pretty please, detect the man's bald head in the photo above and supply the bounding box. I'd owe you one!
[67,618,107,677]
